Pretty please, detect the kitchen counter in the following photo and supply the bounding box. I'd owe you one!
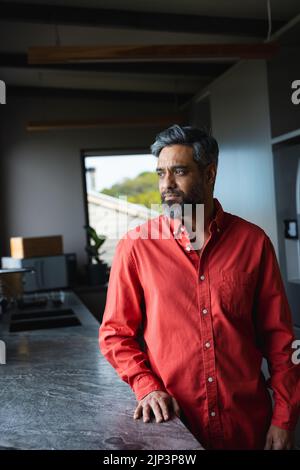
[0,292,203,450]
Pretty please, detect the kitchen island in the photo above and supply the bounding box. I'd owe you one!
[0,292,203,450]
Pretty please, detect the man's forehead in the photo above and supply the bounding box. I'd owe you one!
[157,145,194,166]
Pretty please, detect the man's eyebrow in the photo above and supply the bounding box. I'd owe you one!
[155,165,189,172]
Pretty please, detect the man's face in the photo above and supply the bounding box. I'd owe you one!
[156,144,214,218]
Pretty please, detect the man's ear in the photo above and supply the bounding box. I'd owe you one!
[206,163,217,187]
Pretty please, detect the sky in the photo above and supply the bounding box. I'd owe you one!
[85,154,157,191]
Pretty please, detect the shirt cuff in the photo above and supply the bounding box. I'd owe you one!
[271,403,300,431]
[132,373,166,401]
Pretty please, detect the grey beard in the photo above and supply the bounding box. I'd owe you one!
[162,202,183,219]
[162,200,205,250]
[162,201,202,221]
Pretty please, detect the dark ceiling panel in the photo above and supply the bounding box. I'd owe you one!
[6,85,194,105]
[0,2,285,36]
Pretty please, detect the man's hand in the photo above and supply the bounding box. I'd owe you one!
[264,424,294,450]
[133,390,181,423]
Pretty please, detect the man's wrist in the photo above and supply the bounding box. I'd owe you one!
[133,373,166,401]
[271,417,297,432]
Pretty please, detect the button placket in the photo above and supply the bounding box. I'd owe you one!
[192,223,223,443]
[198,267,222,441]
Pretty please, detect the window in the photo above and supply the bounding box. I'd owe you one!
[83,151,161,267]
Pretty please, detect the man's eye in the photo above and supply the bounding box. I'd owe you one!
[175,169,185,175]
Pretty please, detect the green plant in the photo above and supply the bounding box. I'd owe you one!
[84,225,107,264]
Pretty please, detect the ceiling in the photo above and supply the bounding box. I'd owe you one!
[0,0,299,105]
[5,0,300,19]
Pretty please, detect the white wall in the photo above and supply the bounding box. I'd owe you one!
[196,60,278,251]
[0,60,284,269]
[0,94,173,269]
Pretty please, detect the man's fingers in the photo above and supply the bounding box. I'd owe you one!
[143,404,151,423]
[273,440,285,450]
[134,392,181,425]
[171,397,181,417]
[151,401,164,423]
[133,404,142,420]
[264,433,273,450]
[158,398,170,421]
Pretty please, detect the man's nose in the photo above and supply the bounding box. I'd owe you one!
[162,172,177,190]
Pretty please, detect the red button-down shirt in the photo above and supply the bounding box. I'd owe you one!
[99,198,300,449]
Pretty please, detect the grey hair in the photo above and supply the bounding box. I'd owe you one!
[150,124,219,168]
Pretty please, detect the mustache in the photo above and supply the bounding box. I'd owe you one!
[162,191,182,198]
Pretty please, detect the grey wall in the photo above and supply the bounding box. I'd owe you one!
[0,94,175,271]
[193,60,278,252]
[189,95,211,130]
[267,46,300,138]
[267,44,300,327]
[273,143,300,327]
[0,111,5,258]
[191,57,300,326]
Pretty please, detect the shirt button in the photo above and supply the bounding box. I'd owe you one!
[181,227,185,232]
[210,411,216,417]
[200,275,205,281]
[208,377,213,383]
[186,246,191,251]
[202,308,208,315]
[205,342,211,348]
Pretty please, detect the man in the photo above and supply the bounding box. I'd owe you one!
[99,125,299,450]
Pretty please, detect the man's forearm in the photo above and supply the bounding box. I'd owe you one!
[99,328,165,400]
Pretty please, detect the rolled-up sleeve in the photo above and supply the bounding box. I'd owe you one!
[99,237,166,401]
[254,235,300,431]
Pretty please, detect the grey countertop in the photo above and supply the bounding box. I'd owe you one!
[0,292,203,450]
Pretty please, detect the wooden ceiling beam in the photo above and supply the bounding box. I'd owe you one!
[28,43,279,65]
[0,53,232,77]
[26,114,186,132]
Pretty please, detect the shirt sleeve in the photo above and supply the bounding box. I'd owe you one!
[99,237,166,401]
[254,234,300,431]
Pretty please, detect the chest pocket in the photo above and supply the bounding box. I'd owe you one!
[217,269,256,319]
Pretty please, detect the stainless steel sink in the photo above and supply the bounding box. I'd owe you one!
[10,308,81,332]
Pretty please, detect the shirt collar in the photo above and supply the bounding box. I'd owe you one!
[166,198,225,238]
[210,198,225,233]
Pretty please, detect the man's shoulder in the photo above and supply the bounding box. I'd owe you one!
[225,210,269,242]
[117,214,163,249]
